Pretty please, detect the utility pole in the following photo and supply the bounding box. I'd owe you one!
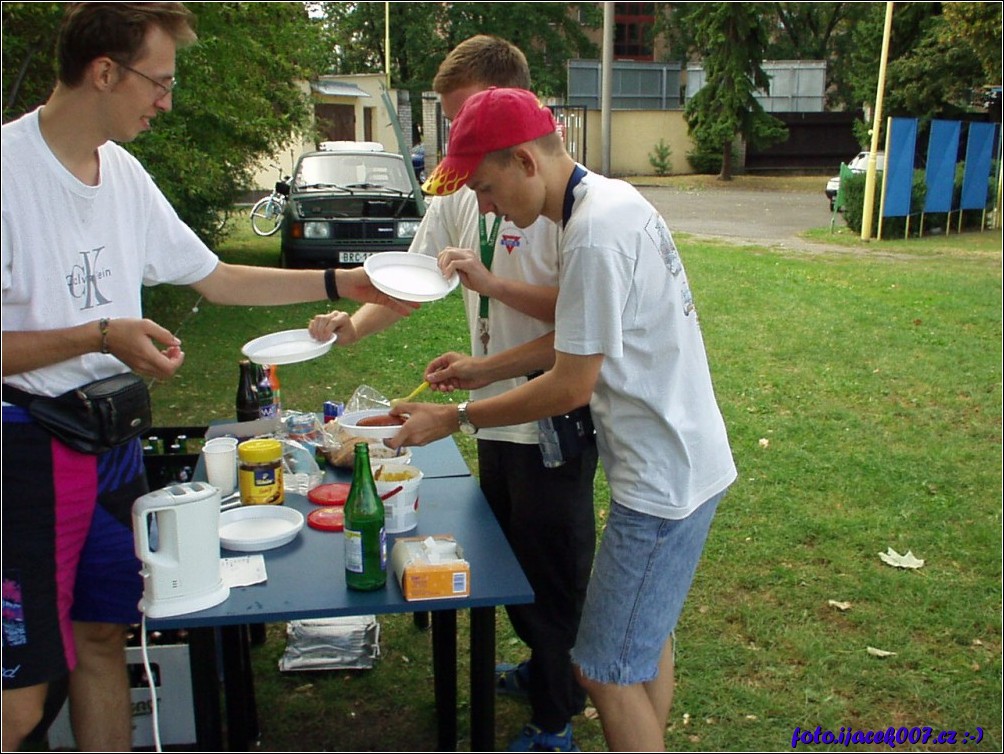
[601,2,613,176]
[384,2,391,90]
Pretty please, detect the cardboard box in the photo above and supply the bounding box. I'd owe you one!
[391,535,470,601]
[47,644,196,749]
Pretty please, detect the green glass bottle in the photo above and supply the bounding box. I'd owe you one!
[343,443,387,590]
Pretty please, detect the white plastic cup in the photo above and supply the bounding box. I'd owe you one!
[202,442,238,496]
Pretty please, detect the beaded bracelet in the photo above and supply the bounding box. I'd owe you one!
[98,318,111,354]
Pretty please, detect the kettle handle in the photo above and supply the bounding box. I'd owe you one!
[133,506,156,561]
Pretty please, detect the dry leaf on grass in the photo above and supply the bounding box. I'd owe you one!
[878,547,925,569]
[827,599,852,611]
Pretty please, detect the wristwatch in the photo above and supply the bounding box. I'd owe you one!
[457,401,478,436]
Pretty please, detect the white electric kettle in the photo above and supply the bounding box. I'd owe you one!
[133,481,230,618]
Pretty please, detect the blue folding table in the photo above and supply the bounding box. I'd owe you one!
[148,437,533,751]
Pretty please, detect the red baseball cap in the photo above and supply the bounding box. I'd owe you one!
[422,87,557,197]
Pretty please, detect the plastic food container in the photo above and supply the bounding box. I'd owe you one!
[373,463,423,533]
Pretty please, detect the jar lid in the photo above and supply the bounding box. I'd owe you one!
[307,482,351,506]
[307,506,344,532]
[238,438,282,463]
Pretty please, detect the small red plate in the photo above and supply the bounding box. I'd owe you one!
[307,506,344,532]
[307,482,351,507]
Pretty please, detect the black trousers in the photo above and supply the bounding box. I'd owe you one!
[477,438,598,732]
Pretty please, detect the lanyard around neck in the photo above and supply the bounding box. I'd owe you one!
[562,164,587,226]
[478,215,502,319]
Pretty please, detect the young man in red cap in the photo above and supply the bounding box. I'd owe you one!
[310,37,595,752]
[387,87,737,751]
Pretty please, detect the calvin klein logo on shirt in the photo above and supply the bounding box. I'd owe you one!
[66,246,112,310]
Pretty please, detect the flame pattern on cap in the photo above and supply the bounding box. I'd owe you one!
[422,165,470,196]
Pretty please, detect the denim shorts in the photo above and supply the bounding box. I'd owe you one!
[571,491,724,685]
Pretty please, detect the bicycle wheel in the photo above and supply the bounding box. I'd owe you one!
[213,207,231,234]
[250,196,284,236]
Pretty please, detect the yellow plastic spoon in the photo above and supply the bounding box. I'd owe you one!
[390,381,429,408]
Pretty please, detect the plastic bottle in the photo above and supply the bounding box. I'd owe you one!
[268,364,282,414]
[537,417,566,468]
[255,364,278,420]
[343,443,387,591]
[236,360,260,422]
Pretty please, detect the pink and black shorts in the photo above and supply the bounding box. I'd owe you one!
[2,405,148,689]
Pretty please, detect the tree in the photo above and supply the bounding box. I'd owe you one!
[941,2,1003,85]
[315,1,601,137]
[681,3,787,180]
[1,2,335,245]
[840,3,1001,144]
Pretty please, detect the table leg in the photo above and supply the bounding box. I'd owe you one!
[185,628,223,751]
[219,624,260,751]
[469,606,496,752]
[431,610,457,751]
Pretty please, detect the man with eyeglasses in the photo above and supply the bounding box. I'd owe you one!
[0,4,414,750]
[114,60,178,99]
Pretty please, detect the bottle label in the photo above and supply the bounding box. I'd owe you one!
[344,529,364,573]
[258,403,279,419]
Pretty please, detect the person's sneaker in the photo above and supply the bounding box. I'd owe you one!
[495,660,530,699]
[507,723,579,752]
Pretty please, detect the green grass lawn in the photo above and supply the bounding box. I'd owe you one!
[139,212,1002,752]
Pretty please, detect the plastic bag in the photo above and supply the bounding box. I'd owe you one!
[282,410,324,447]
[279,616,381,671]
[346,384,390,412]
[280,438,322,495]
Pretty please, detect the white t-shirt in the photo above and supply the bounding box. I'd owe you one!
[409,188,560,444]
[1,108,219,397]
[556,169,737,519]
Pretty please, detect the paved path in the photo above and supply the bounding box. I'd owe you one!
[636,184,842,253]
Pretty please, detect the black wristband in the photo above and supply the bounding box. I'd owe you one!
[324,268,340,301]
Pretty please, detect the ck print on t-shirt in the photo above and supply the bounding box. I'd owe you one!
[645,213,694,315]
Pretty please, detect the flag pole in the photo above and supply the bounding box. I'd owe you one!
[861,2,895,241]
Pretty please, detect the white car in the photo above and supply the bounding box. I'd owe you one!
[826,151,885,210]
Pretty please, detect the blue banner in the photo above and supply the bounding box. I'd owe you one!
[923,120,961,213]
[883,117,918,217]
[960,122,998,210]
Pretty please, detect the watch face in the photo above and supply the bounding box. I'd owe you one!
[457,402,476,435]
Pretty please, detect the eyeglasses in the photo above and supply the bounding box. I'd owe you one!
[115,61,176,98]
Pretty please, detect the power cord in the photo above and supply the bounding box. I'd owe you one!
[139,613,164,752]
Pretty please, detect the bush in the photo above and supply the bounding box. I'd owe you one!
[648,139,673,176]
[686,143,742,175]
[686,147,724,175]
[841,169,994,237]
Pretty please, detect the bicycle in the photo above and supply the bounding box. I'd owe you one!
[249,166,291,236]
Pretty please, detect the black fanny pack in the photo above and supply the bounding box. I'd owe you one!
[3,373,152,455]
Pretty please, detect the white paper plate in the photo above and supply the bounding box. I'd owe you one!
[338,408,407,440]
[220,505,304,552]
[364,252,459,303]
[242,329,336,365]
